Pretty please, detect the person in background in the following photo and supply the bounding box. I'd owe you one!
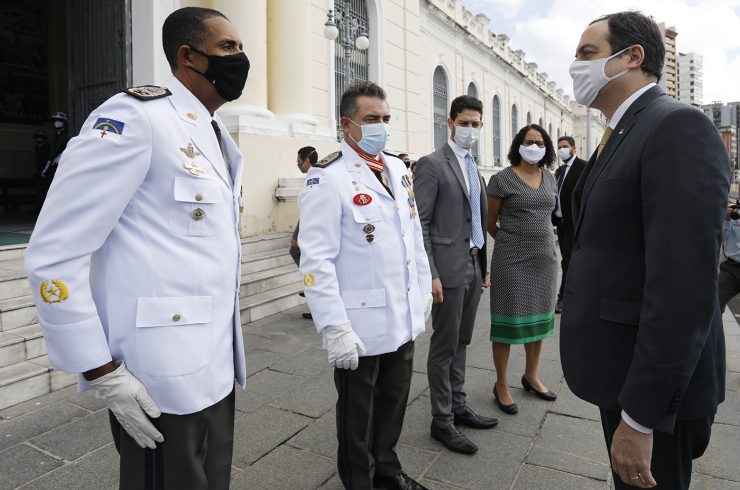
[415,95,497,456]
[551,136,586,314]
[410,161,417,175]
[561,11,728,489]
[486,124,558,416]
[290,146,318,320]
[719,201,740,313]
[398,152,411,168]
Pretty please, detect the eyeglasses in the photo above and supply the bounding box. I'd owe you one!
[523,139,545,148]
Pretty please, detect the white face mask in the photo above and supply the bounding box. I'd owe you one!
[519,144,546,165]
[453,126,480,149]
[569,47,630,107]
[558,147,573,161]
[53,121,65,129]
[348,119,390,156]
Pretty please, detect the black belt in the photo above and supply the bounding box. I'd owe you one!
[470,247,480,256]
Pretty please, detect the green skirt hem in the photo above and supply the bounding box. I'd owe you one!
[490,329,553,344]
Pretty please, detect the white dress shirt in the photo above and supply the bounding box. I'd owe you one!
[554,157,575,219]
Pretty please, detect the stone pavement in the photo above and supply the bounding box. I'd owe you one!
[1,289,739,490]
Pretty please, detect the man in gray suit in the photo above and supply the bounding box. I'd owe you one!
[415,95,497,455]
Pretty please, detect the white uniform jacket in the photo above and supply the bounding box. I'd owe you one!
[298,141,432,356]
[24,77,246,415]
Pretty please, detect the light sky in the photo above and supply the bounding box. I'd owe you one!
[461,0,740,104]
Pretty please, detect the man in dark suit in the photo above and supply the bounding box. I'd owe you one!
[415,95,497,455]
[561,12,729,489]
[552,136,586,314]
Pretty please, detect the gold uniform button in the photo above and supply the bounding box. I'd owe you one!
[406,259,411,266]
[172,314,182,322]
[195,194,204,201]
[361,301,367,307]
[191,208,206,221]
[401,231,406,237]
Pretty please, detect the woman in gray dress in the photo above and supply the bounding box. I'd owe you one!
[486,124,558,414]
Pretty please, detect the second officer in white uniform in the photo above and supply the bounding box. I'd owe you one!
[299,82,433,490]
[25,7,248,490]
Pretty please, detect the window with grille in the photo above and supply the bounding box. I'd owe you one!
[467,82,480,162]
[334,0,370,140]
[511,104,518,139]
[433,66,448,150]
[492,95,502,166]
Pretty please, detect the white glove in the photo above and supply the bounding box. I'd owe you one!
[424,293,433,321]
[88,362,164,449]
[321,322,367,370]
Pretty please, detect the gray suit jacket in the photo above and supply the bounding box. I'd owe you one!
[414,143,488,288]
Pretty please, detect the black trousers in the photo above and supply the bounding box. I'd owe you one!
[556,224,573,301]
[335,340,414,490]
[718,259,740,312]
[110,389,235,490]
[600,409,713,490]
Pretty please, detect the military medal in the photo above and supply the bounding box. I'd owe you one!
[353,193,372,206]
[180,143,201,159]
[363,224,375,234]
[382,175,389,188]
[366,234,375,243]
[184,162,207,176]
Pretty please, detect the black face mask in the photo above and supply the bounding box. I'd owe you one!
[189,46,250,102]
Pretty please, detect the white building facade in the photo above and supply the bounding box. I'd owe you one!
[677,52,703,106]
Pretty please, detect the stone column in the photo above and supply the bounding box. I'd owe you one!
[266,0,317,125]
[213,0,273,119]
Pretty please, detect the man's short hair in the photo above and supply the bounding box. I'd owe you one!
[162,7,228,70]
[298,146,318,165]
[449,95,483,121]
[340,82,387,119]
[590,11,665,81]
[557,136,576,147]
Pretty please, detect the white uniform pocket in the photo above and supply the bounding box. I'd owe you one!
[135,296,212,377]
[341,288,386,339]
[169,177,224,237]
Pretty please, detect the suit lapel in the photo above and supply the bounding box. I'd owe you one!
[574,87,664,237]
[444,144,470,203]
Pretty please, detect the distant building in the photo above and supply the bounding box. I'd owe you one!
[702,102,740,168]
[658,23,678,98]
[677,52,703,106]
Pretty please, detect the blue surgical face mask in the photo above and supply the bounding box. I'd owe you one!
[348,119,390,156]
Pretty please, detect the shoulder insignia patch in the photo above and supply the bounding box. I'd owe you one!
[315,151,342,168]
[123,85,172,100]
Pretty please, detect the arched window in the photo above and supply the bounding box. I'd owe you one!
[511,104,518,139]
[557,127,561,138]
[467,82,479,162]
[548,123,553,138]
[538,117,543,127]
[527,111,532,125]
[492,95,502,167]
[334,0,370,139]
[433,66,448,150]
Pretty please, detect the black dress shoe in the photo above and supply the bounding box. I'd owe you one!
[301,312,312,319]
[373,472,429,490]
[453,406,498,429]
[430,422,478,454]
[555,299,563,314]
[493,385,518,414]
[521,375,557,401]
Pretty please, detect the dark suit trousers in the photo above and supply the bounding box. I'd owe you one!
[427,254,482,423]
[600,409,713,490]
[110,389,235,490]
[335,340,414,490]
[556,224,573,301]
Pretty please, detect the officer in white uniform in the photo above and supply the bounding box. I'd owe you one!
[24,8,249,490]
[298,82,433,490]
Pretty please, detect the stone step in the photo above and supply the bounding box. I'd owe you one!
[0,259,31,300]
[241,248,295,274]
[27,354,77,392]
[0,295,37,332]
[240,264,302,298]
[0,360,50,411]
[0,324,45,367]
[241,233,292,256]
[240,282,306,324]
[0,243,27,263]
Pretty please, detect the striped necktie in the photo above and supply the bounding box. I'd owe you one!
[596,127,613,158]
[465,152,485,248]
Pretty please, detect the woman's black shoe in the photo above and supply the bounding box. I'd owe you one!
[493,385,518,414]
[521,376,557,401]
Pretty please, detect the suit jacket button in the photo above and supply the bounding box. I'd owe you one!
[573,243,580,250]
[172,314,181,322]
